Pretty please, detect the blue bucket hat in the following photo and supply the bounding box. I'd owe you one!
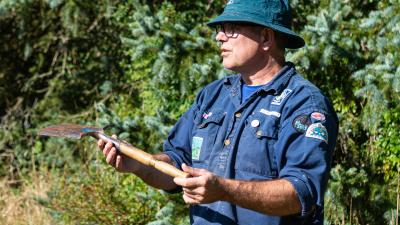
[207,0,305,49]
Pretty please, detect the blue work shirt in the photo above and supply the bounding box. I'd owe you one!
[164,62,338,225]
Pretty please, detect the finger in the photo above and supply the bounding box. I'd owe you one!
[97,139,105,149]
[183,187,198,196]
[182,163,207,177]
[183,186,205,194]
[106,147,117,165]
[183,188,207,202]
[106,141,114,148]
[115,155,123,170]
[182,193,198,205]
[173,177,185,186]
[174,176,204,188]
[183,191,200,200]
[102,142,113,156]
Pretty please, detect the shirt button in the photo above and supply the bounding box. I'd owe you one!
[256,130,263,137]
[224,139,231,146]
[251,119,260,127]
[235,112,242,118]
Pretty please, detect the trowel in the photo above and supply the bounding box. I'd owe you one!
[39,124,189,178]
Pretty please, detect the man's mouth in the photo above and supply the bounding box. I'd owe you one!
[220,48,230,56]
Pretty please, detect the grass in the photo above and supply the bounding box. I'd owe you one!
[0,170,54,225]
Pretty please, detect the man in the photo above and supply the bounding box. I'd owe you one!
[98,0,338,224]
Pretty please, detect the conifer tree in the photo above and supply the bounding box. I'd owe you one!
[1,0,399,224]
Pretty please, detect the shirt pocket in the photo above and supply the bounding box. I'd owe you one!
[235,113,279,179]
[191,108,226,166]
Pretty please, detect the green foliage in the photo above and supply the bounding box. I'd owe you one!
[45,163,188,225]
[374,110,400,179]
[325,165,393,225]
[0,0,124,176]
[1,0,399,224]
[113,0,225,151]
[352,1,400,132]
[288,0,399,224]
[0,0,221,223]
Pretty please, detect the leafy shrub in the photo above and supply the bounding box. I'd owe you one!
[45,162,188,224]
[1,0,399,224]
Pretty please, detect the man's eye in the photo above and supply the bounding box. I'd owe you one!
[225,25,234,32]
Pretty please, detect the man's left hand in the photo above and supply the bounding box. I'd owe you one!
[173,164,225,204]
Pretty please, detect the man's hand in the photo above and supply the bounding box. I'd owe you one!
[173,164,226,204]
[97,135,139,173]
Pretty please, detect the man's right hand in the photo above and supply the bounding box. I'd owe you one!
[97,135,139,173]
[97,135,178,191]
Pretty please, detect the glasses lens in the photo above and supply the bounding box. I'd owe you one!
[214,23,236,38]
[224,24,235,37]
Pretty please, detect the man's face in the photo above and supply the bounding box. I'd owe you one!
[215,23,265,72]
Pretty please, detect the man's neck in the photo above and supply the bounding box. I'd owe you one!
[241,59,284,86]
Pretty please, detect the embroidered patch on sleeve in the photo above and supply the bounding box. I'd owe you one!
[271,89,292,105]
[305,123,328,143]
[191,136,203,160]
[310,112,326,122]
[292,115,311,133]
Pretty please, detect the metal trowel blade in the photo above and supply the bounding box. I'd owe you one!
[39,124,103,139]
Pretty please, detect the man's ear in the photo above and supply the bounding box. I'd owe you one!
[261,28,275,51]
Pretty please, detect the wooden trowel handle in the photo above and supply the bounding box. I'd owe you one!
[119,144,189,178]
[97,133,189,178]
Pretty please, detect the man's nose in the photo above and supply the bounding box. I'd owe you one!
[215,31,228,42]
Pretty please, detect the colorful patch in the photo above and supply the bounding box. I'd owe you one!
[191,136,203,160]
[305,123,328,143]
[260,108,281,118]
[292,115,311,133]
[311,112,326,122]
[271,89,292,105]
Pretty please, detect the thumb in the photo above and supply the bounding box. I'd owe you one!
[182,163,207,177]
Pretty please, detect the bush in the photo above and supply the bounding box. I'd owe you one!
[0,0,399,224]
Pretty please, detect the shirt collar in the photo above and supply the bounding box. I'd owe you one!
[223,62,296,95]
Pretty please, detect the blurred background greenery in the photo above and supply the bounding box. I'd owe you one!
[0,0,399,224]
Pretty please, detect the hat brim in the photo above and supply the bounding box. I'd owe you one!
[207,14,305,49]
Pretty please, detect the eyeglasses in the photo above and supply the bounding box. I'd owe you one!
[214,23,239,38]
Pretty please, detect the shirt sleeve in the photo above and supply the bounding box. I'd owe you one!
[162,91,205,193]
[276,105,338,217]
[163,104,197,170]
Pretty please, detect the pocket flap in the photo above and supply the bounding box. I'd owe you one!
[246,113,279,138]
[194,109,226,128]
